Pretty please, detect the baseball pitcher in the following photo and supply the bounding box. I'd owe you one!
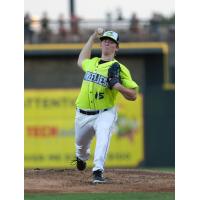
[74,28,139,183]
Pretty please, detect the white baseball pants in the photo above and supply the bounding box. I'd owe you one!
[75,107,117,172]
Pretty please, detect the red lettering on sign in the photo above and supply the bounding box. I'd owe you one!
[27,126,59,137]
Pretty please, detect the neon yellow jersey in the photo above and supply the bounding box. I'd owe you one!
[75,57,138,110]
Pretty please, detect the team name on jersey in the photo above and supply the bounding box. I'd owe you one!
[84,71,108,87]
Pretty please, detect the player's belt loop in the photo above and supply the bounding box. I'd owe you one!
[78,109,108,115]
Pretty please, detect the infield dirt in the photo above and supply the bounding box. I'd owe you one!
[24,169,175,193]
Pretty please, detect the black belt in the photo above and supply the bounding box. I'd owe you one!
[78,109,108,115]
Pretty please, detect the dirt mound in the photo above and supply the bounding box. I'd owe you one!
[24,169,175,193]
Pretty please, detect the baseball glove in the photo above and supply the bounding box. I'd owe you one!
[107,62,121,89]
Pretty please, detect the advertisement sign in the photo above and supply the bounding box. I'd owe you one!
[24,89,144,168]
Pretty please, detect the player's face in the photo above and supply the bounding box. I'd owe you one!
[101,38,118,56]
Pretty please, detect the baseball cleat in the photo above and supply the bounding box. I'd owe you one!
[92,170,106,183]
[75,157,86,171]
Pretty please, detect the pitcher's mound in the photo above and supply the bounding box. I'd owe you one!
[24,168,175,193]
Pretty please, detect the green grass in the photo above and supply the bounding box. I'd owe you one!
[139,167,175,173]
[25,192,175,200]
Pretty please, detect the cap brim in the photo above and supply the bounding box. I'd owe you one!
[100,36,119,44]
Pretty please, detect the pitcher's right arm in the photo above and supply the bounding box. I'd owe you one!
[77,28,104,68]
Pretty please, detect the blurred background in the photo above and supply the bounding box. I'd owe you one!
[24,0,175,169]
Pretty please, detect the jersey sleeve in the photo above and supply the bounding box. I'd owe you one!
[82,58,91,72]
[120,65,139,91]
[82,57,99,72]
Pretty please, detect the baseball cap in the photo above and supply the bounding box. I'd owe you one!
[100,31,119,44]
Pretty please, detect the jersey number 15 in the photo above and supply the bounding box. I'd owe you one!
[95,92,104,99]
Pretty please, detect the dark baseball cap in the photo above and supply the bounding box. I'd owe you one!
[100,31,119,44]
